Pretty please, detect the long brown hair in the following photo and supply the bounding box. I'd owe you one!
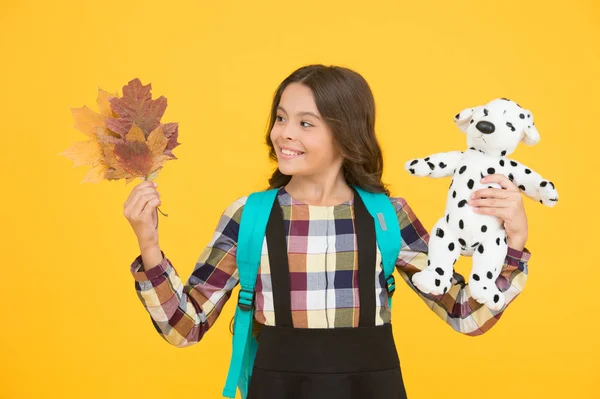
[230,65,391,337]
[264,64,390,196]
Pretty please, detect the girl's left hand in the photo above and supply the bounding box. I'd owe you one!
[467,174,528,251]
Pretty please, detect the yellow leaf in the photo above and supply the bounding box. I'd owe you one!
[59,140,102,167]
[147,125,168,155]
[70,105,106,138]
[81,162,108,184]
[96,87,118,118]
[126,124,146,143]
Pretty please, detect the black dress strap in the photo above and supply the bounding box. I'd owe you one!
[266,187,378,328]
[266,197,294,328]
[352,186,377,326]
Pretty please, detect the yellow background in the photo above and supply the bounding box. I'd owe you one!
[1,0,597,398]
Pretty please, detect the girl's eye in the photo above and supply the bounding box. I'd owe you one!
[275,115,313,127]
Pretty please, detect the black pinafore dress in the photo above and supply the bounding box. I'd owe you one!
[247,187,408,399]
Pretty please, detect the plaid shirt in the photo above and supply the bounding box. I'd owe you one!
[130,186,530,346]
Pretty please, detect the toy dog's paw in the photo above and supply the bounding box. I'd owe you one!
[412,268,452,296]
[405,158,434,177]
[469,277,506,311]
[538,180,558,207]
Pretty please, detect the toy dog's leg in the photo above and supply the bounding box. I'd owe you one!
[469,230,508,311]
[411,216,460,296]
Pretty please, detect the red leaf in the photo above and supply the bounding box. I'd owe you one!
[106,78,167,138]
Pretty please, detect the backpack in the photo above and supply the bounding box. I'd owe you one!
[222,184,402,398]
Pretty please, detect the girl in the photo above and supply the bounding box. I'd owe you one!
[124,64,531,399]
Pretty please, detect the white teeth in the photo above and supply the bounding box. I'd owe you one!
[282,148,303,156]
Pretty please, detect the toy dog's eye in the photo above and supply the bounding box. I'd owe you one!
[483,108,488,116]
[506,122,516,132]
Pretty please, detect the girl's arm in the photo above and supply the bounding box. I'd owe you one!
[129,196,246,347]
[393,197,530,336]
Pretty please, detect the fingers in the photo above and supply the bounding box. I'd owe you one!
[481,174,519,191]
[124,181,155,208]
[468,197,511,208]
[471,188,510,200]
[473,206,510,219]
[141,196,161,219]
[130,190,161,220]
[124,181,160,220]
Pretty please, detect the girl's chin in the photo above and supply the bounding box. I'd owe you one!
[278,165,306,175]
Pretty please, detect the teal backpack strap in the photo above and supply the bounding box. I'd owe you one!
[222,188,279,398]
[352,185,401,309]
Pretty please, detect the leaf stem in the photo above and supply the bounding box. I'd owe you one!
[155,206,168,229]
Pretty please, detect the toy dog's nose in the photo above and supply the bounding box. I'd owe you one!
[476,121,495,134]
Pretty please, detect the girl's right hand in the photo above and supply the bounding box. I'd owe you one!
[123,180,161,248]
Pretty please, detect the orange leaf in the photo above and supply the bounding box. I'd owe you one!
[62,79,180,183]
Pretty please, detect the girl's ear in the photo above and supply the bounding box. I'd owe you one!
[521,109,540,146]
[453,105,481,133]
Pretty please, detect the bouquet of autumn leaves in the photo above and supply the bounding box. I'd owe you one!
[60,78,181,226]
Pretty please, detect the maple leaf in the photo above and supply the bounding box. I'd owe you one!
[59,87,119,183]
[104,123,173,180]
[106,78,167,138]
[60,78,181,184]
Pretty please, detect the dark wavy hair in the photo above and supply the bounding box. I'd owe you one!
[230,65,392,336]
[264,64,390,196]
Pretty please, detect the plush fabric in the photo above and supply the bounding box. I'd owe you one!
[404,98,558,310]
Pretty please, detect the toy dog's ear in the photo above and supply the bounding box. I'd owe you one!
[453,106,481,133]
[522,110,540,145]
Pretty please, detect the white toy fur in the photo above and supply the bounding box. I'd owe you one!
[404,98,558,311]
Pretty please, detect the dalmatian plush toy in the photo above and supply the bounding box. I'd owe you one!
[404,98,558,311]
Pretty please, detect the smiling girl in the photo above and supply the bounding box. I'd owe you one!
[124,64,531,399]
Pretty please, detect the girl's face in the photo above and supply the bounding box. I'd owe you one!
[270,83,344,177]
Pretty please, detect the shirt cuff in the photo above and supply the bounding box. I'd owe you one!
[506,246,531,269]
[130,250,169,282]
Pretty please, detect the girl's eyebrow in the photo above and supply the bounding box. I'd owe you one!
[277,105,322,121]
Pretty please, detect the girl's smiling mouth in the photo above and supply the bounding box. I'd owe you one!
[278,145,305,159]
